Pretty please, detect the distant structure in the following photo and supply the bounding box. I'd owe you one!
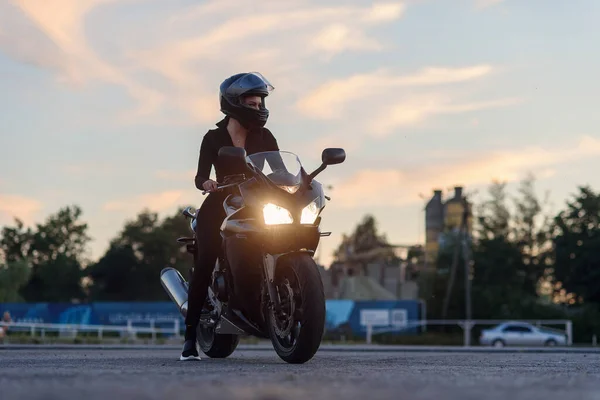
[316,186,472,302]
[424,186,473,267]
[318,241,425,301]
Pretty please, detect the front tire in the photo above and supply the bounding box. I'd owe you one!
[266,252,325,364]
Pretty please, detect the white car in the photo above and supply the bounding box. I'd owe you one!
[479,321,568,347]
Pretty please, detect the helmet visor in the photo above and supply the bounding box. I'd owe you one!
[225,72,275,97]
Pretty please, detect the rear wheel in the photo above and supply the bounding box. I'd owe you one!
[197,324,240,358]
[196,294,240,358]
[266,252,325,364]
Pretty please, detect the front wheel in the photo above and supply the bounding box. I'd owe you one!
[266,253,326,364]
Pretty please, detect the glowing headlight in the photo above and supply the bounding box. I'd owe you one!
[301,200,320,224]
[263,203,293,225]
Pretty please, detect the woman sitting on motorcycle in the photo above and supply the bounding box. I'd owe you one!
[180,72,280,361]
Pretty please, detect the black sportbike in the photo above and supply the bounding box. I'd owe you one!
[161,146,346,364]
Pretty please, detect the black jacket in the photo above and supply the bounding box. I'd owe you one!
[194,117,280,190]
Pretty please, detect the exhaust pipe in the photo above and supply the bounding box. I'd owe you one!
[160,267,189,318]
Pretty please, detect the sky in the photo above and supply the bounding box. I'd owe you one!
[1,0,599,268]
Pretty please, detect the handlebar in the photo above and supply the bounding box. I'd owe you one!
[201,182,238,195]
[201,174,248,195]
[202,178,333,201]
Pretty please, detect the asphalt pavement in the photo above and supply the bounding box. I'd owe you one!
[1,346,599,400]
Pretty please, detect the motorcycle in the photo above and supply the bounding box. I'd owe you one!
[160,146,346,364]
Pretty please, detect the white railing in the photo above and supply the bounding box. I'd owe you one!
[0,319,181,342]
[365,319,573,346]
[2,318,574,347]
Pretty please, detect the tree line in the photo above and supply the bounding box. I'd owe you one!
[1,174,599,341]
[331,174,600,342]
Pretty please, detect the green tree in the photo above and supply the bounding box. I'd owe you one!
[0,259,31,302]
[333,214,399,271]
[87,207,193,301]
[471,178,550,317]
[471,235,530,318]
[552,186,600,305]
[475,180,511,241]
[0,219,34,264]
[86,243,141,301]
[510,173,553,296]
[0,205,90,302]
[433,177,553,320]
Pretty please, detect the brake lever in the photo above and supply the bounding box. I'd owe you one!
[201,182,239,195]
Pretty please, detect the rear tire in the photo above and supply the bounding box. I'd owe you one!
[492,339,505,347]
[545,339,557,347]
[197,325,240,358]
[266,252,325,364]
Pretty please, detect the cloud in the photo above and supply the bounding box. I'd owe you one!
[330,135,600,208]
[3,0,164,118]
[1,0,408,125]
[364,2,407,23]
[296,64,496,119]
[371,95,523,136]
[103,190,191,213]
[310,24,385,56]
[0,2,65,71]
[0,194,43,226]
[475,0,506,8]
[1,0,517,134]
[133,2,406,76]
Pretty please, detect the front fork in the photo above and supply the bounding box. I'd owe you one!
[263,253,281,312]
[262,250,315,313]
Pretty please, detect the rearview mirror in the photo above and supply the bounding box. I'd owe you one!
[218,146,249,172]
[322,148,346,166]
[309,147,346,181]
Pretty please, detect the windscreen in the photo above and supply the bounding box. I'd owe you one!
[246,151,303,193]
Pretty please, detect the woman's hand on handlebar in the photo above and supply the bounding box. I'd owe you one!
[202,179,218,193]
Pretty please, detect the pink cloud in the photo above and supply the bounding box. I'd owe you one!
[0,1,412,127]
[0,194,43,226]
[371,95,523,136]
[5,0,165,118]
[296,65,496,120]
[330,135,600,208]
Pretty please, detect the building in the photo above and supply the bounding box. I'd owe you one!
[320,243,425,301]
[424,186,473,267]
[424,189,444,265]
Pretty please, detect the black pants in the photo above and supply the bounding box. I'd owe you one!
[185,191,227,331]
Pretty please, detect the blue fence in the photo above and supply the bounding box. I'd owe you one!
[0,300,423,337]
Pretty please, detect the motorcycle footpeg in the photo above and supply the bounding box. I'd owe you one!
[199,315,216,327]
